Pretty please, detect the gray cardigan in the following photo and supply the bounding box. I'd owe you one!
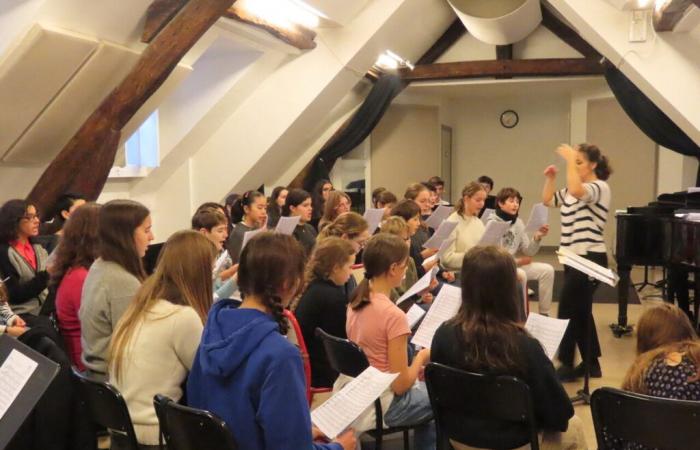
[79,258,141,377]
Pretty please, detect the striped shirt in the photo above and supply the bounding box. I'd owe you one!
[549,180,610,255]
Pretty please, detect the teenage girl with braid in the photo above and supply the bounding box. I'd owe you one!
[186,232,355,450]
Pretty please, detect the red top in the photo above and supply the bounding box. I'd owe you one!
[56,266,89,371]
[11,240,36,270]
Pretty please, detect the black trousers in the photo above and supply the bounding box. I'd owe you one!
[557,251,606,366]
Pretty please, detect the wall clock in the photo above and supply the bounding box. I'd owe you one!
[500,110,519,128]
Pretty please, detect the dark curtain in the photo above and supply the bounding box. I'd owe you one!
[604,66,700,186]
[302,74,404,192]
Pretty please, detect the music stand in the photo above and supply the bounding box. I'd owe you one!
[0,335,60,449]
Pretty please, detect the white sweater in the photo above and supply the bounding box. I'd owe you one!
[109,300,203,445]
[441,212,485,271]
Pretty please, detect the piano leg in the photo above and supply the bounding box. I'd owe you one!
[611,264,634,337]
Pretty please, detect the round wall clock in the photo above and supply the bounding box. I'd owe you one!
[500,110,519,128]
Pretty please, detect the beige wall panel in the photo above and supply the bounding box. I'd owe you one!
[0,25,97,160]
[371,105,440,198]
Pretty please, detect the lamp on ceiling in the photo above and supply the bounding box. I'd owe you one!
[447,0,542,45]
[374,50,414,71]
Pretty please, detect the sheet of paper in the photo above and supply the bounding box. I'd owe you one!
[524,313,570,360]
[241,228,266,251]
[424,205,453,229]
[406,304,426,328]
[311,366,398,439]
[480,208,495,224]
[524,203,549,234]
[437,236,455,261]
[423,220,458,249]
[687,187,700,193]
[556,248,619,287]
[212,250,230,278]
[397,266,439,305]
[422,253,437,269]
[412,284,462,348]
[477,220,510,246]
[274,216,300,235]
[363,208,385,235]
[0,349,38,420]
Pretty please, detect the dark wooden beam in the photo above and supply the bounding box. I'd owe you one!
[223,4,316,50]
[654,0,695,31]
[416,19,466,65]
[495,45,514,79]
[541,7,600,58]
[142,0,188,43]
[695,0,700,8]
[399,58,605,82]
[27,0,237,214]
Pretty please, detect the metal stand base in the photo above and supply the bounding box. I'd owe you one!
[610,322,634,338]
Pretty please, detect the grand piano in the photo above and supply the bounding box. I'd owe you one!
[613,191,700,337]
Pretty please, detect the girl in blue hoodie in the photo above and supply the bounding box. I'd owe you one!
[187,232,356,450]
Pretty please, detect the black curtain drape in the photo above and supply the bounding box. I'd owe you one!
[604,65,700,186]
[302,74,404,192]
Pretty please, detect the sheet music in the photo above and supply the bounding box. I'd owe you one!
[524,203,549,234]
[397,267,438,305]
[477,220,510,246]
[274,216,300,235]
[480,208,495,224]
[424,205,453,229]
[363,208,385,235]
[406,304,426,328]
[524,313,570,360]
[556,248,619,287]
[423,221,458,249]
[212,250,230,276]
[437,236,455,261]
[311,366,398,439]
[241,228,265,251]
[0,349,38,419]
[412,285,462,348]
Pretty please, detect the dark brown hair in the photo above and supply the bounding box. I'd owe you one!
[448,246,526,375]
[50,203,101,287]
[428,176,445,188]
[577,143,612,181]
[349,234,408,311]
[477,175,494,189]
[191,207,227,231]
[99,200,150,281]
[238,232,305,334]
[0,199,34,244]
[390,199,420,222]
[496,187,522,205]
[455,182,486,217]
[319,191,351,231]
[282,189,311,217]
[305,237,356,288]
[371,187,387,207]
[231,190,266,223]
[404,182,428,201]
[376,191,397,207]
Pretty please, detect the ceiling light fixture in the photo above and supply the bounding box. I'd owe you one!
[242,0,320,29]
[374,50,414,71]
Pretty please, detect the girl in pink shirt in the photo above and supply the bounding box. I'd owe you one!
[50,203,101,370]
[345,234,434,450]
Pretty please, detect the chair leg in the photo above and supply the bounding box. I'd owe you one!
[403,429,410,450]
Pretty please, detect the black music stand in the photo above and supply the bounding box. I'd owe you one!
[0,335,60,449]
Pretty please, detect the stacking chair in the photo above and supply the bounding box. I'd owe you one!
[153,394,237,450]
[71,368,139,450]
[425,363,539,450]
[591,386,700,450]
[316,327,430,450]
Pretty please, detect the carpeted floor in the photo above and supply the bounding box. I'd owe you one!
[528,271,640,305]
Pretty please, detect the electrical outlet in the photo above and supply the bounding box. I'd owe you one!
[629,9,648,42]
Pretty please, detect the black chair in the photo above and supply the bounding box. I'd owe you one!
[315,327,429,450]
[71,368,139,450]
[424,363,539,450]
[591,387,700,450]
[153,394,237,450]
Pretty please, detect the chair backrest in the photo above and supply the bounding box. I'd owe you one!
[591,387,700,450]
[425,363,539,450]
[283,309,312,404]
[153,394,237,450]
[71,368,139,450]
[315,327,369,378]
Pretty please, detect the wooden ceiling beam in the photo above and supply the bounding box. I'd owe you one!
[654,0,695,32]
[27,0,237,214]
[142,0,188,43]
[495,45,514,79]
[416,18,467,65]
[541,7,600,58]
[398,58,604,82]
[223,4,316,50]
